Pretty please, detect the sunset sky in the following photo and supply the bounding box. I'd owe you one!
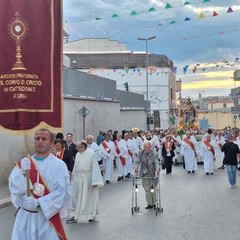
[63,0,240,98]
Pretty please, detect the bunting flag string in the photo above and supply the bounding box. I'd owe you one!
[182,58,240,74]
[64,1,235,27]
[82,57,240,77]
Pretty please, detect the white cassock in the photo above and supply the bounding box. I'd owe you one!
[200,140,218,173]
[215,135,225,168]
[134,136,144,150]
[9,154,70,240]
[114,139,128,177]
[173,135,182,162]
[88,141,100,161]
[180,137,199,172]
[99,140,116,181]
[70,148,104,223]
[125,139,133,175]
[129,138,140,163]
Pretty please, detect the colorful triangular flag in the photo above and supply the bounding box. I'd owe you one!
[212,11,218,17]
[184,1,191,5]
[130,11,137,15]
[184,17,191,21]
[148,7,156,12]
[199,13,205,18]
[227,7,233,13]
[165,3,172,9]
[112,14,119,18]
[95,17,102,20]
[203,0,210,2]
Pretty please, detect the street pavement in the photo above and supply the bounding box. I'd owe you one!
[1,165,240,240]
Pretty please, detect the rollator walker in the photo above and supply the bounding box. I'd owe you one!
[131,174,163,216]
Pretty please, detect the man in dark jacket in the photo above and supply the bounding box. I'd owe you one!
[221,134,240,188]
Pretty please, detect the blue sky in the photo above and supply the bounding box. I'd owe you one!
[63,0,240,98]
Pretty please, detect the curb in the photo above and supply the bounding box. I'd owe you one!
[0,197,12,209]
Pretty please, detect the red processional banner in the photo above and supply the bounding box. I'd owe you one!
[0,0,62,131]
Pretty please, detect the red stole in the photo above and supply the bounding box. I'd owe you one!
[218,143,223,148]
[56,148,65,160]
[101,141,111,154]
[164,141,173,152]
[203,140,215,156]
[114,140,126,166]
[16,158,67,240]
[183,138,197,157]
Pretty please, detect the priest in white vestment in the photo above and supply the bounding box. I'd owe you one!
[68,141,104,224]
[99,134,116,183]
[180,131,199,173]
[200,134,218,175]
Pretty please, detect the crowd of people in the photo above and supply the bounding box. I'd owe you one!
[8,126,240,239]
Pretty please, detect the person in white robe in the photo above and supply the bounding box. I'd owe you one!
[180,131,199,173]
[8,128,70,240]
[124,133,133,178]
[99,134,116,183]
[86,135,100,161]
[114,133,128,181]
[215,131,226,169]
[128,132,139,162]
[172,131,182,165]
[133,130,144,150]
[200,134,218,175]
[67,141,104,224]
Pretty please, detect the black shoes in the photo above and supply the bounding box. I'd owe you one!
[145,205,156,209]
[218,166,225,169]
[106,180,110,184]
[145,205,153,209]
[187,171,191,174]
[66,217,77,224]
[89,219,96,222]
[206,172,209,175]
[117,177,122,181]
[125,173,131,178]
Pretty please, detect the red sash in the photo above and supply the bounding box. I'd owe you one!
[218,143,223,148]
[56,148,65,160]
[203,140,215,156]
[16,158,67,240]
[164,141,173,152]
[126,142,133,158]
[183,138,197,157]
[172,137,180,146]
[113,140,126,166]
[101,141,111,154]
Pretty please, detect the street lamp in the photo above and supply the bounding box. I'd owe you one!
[137,36,156,131]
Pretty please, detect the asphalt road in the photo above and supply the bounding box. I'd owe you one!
[1,165,240,240]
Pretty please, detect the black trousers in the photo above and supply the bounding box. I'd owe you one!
[165,156,173,174]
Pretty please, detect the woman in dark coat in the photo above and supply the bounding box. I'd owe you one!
[54,138,73,173]
[162,135,176,174]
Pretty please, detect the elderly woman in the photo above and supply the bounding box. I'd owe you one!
[162,135,176,174]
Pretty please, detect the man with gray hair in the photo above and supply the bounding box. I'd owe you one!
[134,142,160,209]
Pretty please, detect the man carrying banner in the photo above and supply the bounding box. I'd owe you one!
[180,131,199,174]
[200,134,218,175]
[8,128,70,240]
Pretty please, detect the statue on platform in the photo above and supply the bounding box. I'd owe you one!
[181,97,196,125]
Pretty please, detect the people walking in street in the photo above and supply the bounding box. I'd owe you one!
[162,135,176,174]
[9,128,70,240]
[65,132,78,171]
[67,141,104,224]
[99,133,116,184]
[200,134,218,175]
[134,142,160,209]
[180,131,198,174]
[221,134,240,188]
[114,133,128,181]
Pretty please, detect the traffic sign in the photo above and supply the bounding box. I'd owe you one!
[233,114,238,119]
[79,106,90,118]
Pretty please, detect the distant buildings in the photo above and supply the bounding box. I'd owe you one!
[63,38,180,129]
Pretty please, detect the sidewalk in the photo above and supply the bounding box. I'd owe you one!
[0,184,11,209]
